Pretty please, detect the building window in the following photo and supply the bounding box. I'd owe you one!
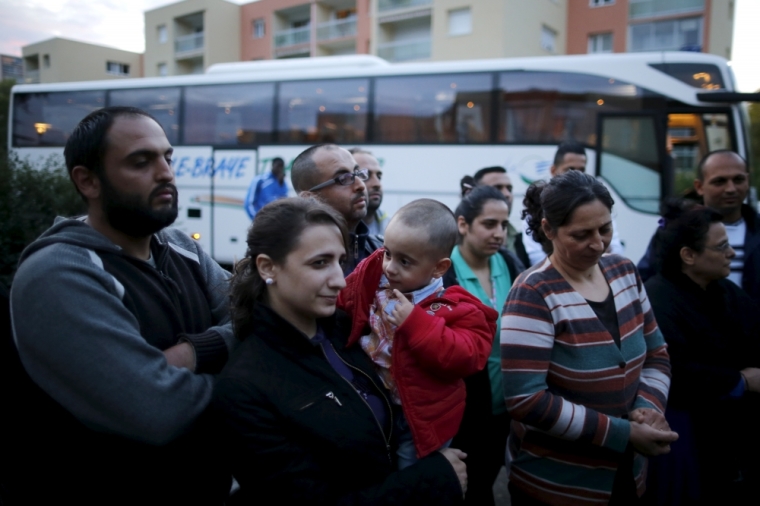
[588,33,613,53]
[158,63,168,77]
[629,0,704,19]
[540,25,557,53]
[252,18,265,39]
[448,8,472,36]
[158,25,168,44]
[590,0,614,6]
[106,61,130,76]
[629,17,702,52]
[42,54,50,68]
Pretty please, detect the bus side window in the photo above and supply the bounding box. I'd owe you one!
[598,115,662,214]
[277,78,369,144]
[12,91,105,147]
[498,71,643,145]
[109,88,181,145]
[183,83,275,146]
[373,73,491,144]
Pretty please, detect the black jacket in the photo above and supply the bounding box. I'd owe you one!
[345,220,383,276]
[210,304,463,505]
[645,272,760,492]
[639,204,760,303]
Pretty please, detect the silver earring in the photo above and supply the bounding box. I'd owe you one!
[265,278,274,286]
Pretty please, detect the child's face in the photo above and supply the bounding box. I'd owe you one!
[382,221,445,293]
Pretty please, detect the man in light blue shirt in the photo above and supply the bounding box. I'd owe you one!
[244,157,288,220]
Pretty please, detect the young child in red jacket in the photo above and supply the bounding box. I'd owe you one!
[337,199,498,469]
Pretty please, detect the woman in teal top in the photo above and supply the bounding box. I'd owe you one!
[444,185,525,506]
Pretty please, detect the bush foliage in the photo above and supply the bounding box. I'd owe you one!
[0,155,85,287]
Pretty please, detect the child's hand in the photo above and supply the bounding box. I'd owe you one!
[386,289,413,326]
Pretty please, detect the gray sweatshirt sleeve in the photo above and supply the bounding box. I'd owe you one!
[10,242,214,445]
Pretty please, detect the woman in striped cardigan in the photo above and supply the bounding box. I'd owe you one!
[501,171,677,506]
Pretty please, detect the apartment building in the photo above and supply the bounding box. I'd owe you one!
[239,0,566,62]
[21,38,142,84]
[240,0,371,60]
[144,0,241,77]
[567,0,734,59]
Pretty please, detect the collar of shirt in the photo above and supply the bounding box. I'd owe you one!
[378,274,444,315]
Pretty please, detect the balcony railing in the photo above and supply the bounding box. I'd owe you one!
[317,18,357,41]
[377,38,430,62]
[274,26,311,48]
[23,70,39,84]
[378,0,432,12]
[175,32,204,55]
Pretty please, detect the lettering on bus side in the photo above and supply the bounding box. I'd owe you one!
[172,156,252,179]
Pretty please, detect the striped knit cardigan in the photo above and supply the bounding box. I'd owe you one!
[501,254,671,506]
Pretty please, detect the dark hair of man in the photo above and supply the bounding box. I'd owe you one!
[271,157,285,169]
[473,166,506,183]
[654,199,723,275]
[291,143,339,193]
[553,141,586,167]
[522,170,614,255]
[347,147,373,156]
[64,106,158,200]
[695,149,748,181]
[460,175,475,198]
[392,199,458,258]
[229,197,348,340]
[456,185,509,227]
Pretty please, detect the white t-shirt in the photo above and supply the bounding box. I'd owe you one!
[724,218,746,288]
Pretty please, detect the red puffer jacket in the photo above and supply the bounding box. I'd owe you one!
[337,248,498,458]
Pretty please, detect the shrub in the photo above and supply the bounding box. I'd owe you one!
[0,154,85,286]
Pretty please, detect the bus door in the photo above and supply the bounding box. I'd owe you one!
[595,112,668,263]
[211,148,259,266]
[665,108,736,196]
[172,146,214,258]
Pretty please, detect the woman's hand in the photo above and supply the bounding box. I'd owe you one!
[629,421,678,457]
[439,448,468,496]
[629,408,670,431]
[386,289,414,327]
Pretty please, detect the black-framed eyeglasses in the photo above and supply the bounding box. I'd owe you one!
[309,168,369,192]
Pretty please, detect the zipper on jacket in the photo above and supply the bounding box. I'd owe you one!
[320,343,393,464]
[353,236,359,263]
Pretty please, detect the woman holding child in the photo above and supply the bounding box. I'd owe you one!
[501,170,677,505]
[442,185,525,506]
[211,197,468,504]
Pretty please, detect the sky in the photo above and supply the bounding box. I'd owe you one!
[0,0,758,91]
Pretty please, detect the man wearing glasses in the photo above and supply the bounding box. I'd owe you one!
[292,143,383,275]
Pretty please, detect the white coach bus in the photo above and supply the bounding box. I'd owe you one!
[8,52,755,264]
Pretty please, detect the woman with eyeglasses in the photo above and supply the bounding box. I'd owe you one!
[644,199,760,505]
[210,197,467,504]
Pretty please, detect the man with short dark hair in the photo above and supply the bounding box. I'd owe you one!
[293,143,383,274]
[7,106,234,504]
[350,148,390,236]
[244,156,288,219]
[522,142,625,265]
[638,150,760,300]
[474,166,513,208]
[472,166,526,261]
